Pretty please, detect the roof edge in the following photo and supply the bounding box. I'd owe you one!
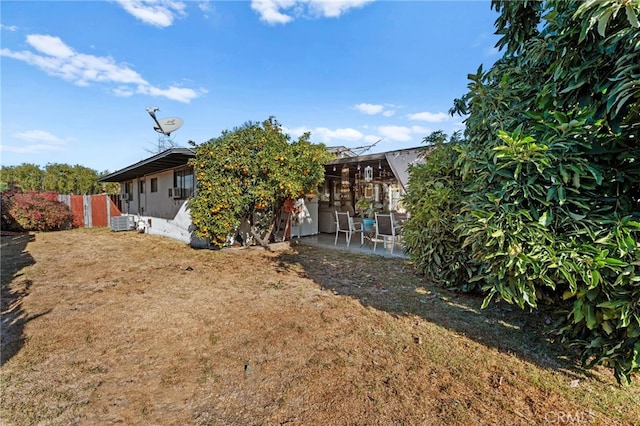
[98,147,195,182]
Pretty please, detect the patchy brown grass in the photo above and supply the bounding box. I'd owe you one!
[1,228,639,425]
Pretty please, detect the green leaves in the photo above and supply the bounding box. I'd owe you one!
[189,117,331,248]
[402,133,476,290]
[451,0,640,383]
[1,163,105,195]
[626,3,640,27]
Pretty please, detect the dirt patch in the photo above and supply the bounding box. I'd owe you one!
[1,228,638,425]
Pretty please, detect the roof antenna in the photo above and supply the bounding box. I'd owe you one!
[146,106,184,153]
[349,139,382,155]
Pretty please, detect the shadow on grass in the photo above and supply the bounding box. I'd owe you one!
[277,244,593,380]
[1,233,49,366]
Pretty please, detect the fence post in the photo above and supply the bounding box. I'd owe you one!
[106,194,111,229]
[58,194,71,208]
[84,195,92,228]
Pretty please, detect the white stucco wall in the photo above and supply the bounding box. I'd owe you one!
[126,200,209,248]
[121,169,190,220]
[142,170,186,219]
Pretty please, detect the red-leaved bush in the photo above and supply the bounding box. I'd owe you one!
[1,190,72,232]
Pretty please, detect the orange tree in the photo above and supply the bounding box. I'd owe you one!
[188,117,331,248]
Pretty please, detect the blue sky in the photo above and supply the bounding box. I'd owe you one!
[1,1,501,173]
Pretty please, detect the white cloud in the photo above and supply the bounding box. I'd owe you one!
[377,125,428,142]
[288,122,428,145]
[198,1,214,15]
[354,103,384,115]
[14,130,65,144]
[1,34,203,103]
[406,111,450,123]
[26,34,74,58]
[114,0,186,27]
[251,0,373,25]
[284,125,312,138]
[286,125,379,144]
[251,0,295,24]
[1,24,18,32]
[314,127,363,142]
[353,102,398,117]
[112,86,136,97]
[411,125,429,134]
[378,125,412,142]
[1,130,67,154]
[309,0,373,18]
[138,84,205,103]
[287,120,438,146]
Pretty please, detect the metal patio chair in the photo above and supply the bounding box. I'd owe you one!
[373,213,396,254]
[334,211,363,247]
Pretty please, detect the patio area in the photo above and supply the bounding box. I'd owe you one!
[292,232,408,259]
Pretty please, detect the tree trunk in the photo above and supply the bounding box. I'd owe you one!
[248,214,277,249]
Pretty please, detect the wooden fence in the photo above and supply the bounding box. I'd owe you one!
[58,194,122,228]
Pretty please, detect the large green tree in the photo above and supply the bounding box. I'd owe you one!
[2,163,106,194]
[189,117,332,248]
[70,165,102,194]
[448,0,639,382]
[0,163,44,191]
[42,163,74,194]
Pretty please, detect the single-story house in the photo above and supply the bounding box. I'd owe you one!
[98,148,201,245]
[98,146,426,245]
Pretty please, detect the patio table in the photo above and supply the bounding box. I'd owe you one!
[356,219,376,248]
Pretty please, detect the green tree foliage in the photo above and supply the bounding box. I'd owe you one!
[71,165,102,194]
[0,163,44,191]
[1,163,104,194]
[189,117,332,248]
[98,171,121,194]
[42,163,74,194]
[449,0,640,383]
[403,131,476,290]
[43,163,101,194]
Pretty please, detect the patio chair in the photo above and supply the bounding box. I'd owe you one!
[334,211,363,247]
[373,213,396,254]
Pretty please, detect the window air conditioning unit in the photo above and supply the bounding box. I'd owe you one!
[120,193,130,201]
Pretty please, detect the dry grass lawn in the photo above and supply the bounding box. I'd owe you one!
[1,228,639,425]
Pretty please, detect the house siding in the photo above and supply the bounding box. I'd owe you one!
[120,168,192,220]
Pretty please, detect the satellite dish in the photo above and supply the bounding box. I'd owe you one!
[154,117,183,136]
[146,107,183,136]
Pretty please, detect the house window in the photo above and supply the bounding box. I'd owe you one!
[150,178,158,193]
[124,181,133,199]
[139,180,145,194]
[173,168,194,198]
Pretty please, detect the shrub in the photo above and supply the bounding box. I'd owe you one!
[449,1,640,383]
[1,188,20,231]
[2,190,72,232]
[402,131,476,290]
